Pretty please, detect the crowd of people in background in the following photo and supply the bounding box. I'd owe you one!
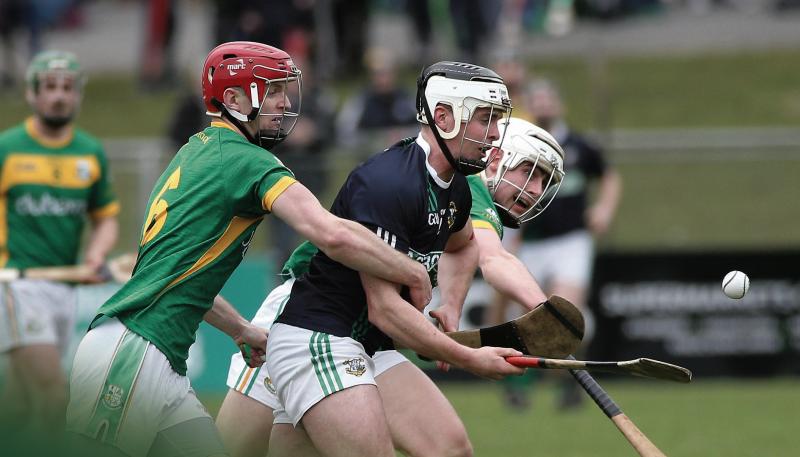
[3,0,798,93]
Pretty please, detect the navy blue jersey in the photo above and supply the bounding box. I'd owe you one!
[275,136,472,354]
[522,129,608,240]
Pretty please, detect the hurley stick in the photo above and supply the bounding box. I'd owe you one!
[569,358,668,457]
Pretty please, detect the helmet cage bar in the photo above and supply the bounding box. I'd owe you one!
[455,102,510,174]
[251,64,302,149]
[492,147,565,225]
[218,63,302,150]
[30,70,85,94]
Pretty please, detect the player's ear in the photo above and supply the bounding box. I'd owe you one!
[487,155,500,175]
[25,87,36,106]
[433,104,455,134]
[223,87,252,116]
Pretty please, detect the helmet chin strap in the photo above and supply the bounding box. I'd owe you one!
[495,206,521,229]
[419,92,485,176]
[484,169,521,228]
[212,98,261,146]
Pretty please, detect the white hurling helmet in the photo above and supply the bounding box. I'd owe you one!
[483,117,566,227]
[416,61,512,175]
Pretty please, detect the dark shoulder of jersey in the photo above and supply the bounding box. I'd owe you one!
[522,130,610,240]
[275,137,472,354]
[565,132,607,178]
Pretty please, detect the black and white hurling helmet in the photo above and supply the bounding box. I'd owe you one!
[416,61,512,175]
[484,117,565,227]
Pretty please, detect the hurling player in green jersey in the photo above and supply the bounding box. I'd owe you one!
[0,50,119,437]
[214,117,566,457]
[65,42,431,457]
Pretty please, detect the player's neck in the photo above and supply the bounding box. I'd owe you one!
[29,116,73,144]
[215,118,248,137]
[421,129,455,182]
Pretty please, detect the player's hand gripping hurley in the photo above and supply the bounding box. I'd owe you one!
[0,253,137,283]
[396,295,586,358]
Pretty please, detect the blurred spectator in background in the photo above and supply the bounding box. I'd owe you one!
[332,0,370,74]
[269,58,337,265]
[492,55,532,119]
[165,67,206,150]
[141,0,177,90]
[0,0,84,89]
[335,47,418,151]
[449,0,503,63]
[0,0,24,89]
[213,0,315,62]
[491,78,621,411]
[405,0,435,66]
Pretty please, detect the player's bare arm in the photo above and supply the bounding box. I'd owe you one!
[474,226,547,310]
[271,183,432,308]
[204,295,267,367]
[361,272,524,380]
[429,219,479,333]
[586,169,622,236]
[82,215,119,281]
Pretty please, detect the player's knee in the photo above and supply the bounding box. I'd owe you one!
[444,433,473,457]
[419,429,472,457]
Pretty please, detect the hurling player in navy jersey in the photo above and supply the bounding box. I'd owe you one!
[264,62,525,457]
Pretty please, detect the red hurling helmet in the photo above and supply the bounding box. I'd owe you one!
[201,41,302,149]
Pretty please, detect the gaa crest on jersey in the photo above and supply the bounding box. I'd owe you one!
[76,159,92,181]
[264,376,277,394]
[447,202,458,229]
[484,207,501,229]
[102,384,124,410]
[343,357,366,377]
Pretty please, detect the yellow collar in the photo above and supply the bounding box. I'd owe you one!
[210,121,237,132]
[25,117,74,149]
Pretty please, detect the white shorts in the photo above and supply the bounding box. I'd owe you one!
[517,230,595,289]
[225,277,409,418]
[0,279,76,353]
[267,322,399,426]
[227,349,408,414]
[66,318,211,457]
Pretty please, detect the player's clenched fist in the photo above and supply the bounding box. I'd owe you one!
[408,263,433,311]
[463,346,526,380]
[235,324,268,368]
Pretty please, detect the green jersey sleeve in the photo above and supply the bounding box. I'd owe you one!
[467,175,503,239]
[280,241,320,280]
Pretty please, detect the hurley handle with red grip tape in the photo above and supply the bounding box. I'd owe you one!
[505,355,691,383]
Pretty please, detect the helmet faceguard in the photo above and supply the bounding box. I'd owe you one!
[25,50,86,129]
[26,50,86,93]
[416,61,512,175]
[202,41,302,150]
[483,118,565,228]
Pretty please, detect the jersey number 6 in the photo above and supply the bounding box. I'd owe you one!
[141,167,181,246]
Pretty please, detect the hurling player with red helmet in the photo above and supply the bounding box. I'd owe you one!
[65,42,432,457]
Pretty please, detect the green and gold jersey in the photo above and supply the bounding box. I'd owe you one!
[468,175,503,239]
[0,117,119,269]
[93,122,296,375]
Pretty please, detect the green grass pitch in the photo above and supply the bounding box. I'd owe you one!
[198,377,800,457]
